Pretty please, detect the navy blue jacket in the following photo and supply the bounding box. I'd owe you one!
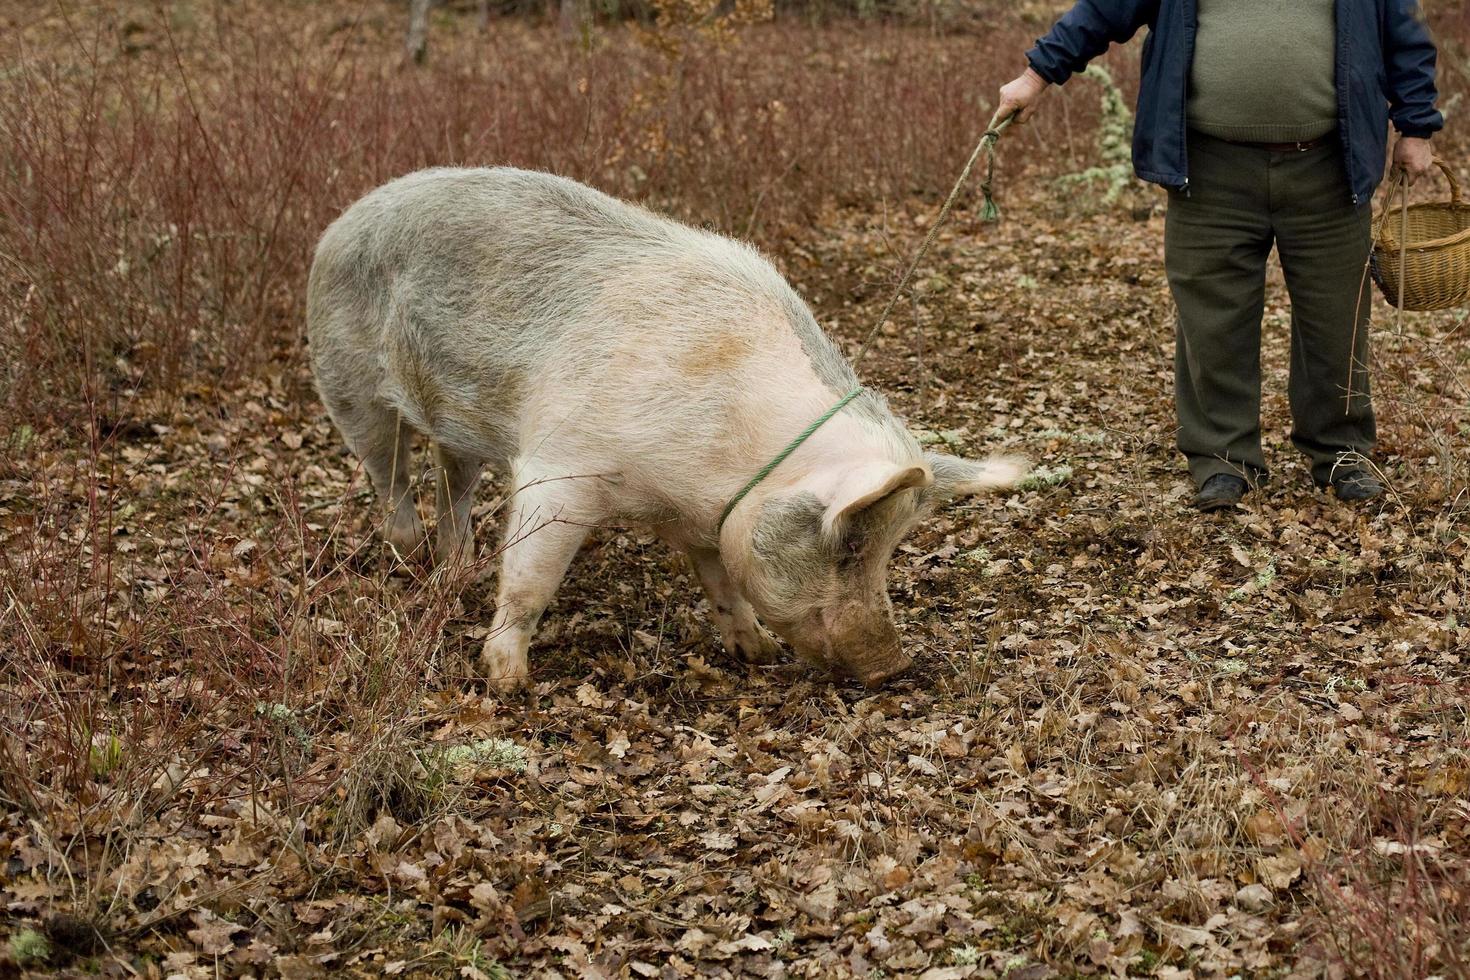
[1025,0,1443,205]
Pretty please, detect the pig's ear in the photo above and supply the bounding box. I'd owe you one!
[821,461,931,540]
[919,452,1027,512]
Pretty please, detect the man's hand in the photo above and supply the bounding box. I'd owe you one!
[996,67,1050,125]
[1392,136,1435,181]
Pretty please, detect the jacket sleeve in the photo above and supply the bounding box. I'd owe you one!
[1025,0,1159,86]
[1382,0,1443,138]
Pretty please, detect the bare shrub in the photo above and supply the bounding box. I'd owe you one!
[1,5,1063,432]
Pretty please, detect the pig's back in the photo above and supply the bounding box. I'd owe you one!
[308,167,861,464]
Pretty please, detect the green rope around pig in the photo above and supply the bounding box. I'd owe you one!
[715,111,1016,535]
[717,385,864,532]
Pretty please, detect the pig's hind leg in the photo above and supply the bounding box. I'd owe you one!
[687,548,782,666]
[433,444,483,568]
[328,396,426,558]
[481,459,593,690]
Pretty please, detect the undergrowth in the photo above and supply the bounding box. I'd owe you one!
[3,1,1470,976]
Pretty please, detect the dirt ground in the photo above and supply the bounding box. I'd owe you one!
[7,174,1470,976]
[4,6,1470,979]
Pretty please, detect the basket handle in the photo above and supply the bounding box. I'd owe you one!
[1433,158,1461,204]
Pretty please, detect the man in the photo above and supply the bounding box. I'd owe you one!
[997,0,1443,510]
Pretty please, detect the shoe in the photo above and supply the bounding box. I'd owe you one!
[1323,469,1383,501]
[1193,474,1248,511]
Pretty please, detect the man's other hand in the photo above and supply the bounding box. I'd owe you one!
[997,68,1050,125]
[1392,136,1435,181]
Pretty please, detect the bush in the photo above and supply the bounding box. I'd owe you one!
[0,5,1073,432]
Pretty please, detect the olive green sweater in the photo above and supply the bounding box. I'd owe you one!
[1187,0,1339,143]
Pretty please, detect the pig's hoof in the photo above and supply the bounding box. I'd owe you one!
[481,666,529,693]
[479,641,528,692]
[486,674,526,694]
[729,626,782,666]
[383,524,428,560]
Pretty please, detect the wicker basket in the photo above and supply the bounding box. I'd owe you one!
[1371,160,1470,312]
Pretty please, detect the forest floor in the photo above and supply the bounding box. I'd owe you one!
[8,177,1470,980]
[4,5,1470,979]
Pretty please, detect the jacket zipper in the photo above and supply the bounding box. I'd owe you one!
[1179,0,1197,195]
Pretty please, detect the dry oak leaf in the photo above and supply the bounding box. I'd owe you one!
[676,927,717,956]
[1242,808,1288,847]
[1152,917,1215,951]
[717,933,775,955]
[186,910,245,956]
[797,880,840,920]
[1234,883,1274,912]
[469,882,501,911]
[1256,850,1303,890]
[871,854,912,891]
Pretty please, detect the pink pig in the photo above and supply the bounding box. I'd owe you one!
[307,167,1023,689]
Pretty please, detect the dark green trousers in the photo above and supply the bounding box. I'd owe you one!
[1165,130,1375,488]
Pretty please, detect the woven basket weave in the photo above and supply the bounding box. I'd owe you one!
[1371,160,1470,312]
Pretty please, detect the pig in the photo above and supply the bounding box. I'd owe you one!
[306,167,1023,690]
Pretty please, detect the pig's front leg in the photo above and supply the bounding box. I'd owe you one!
[482,465,592,690]
[686,547,782,666]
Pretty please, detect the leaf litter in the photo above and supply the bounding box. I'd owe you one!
[4,71,1470,980]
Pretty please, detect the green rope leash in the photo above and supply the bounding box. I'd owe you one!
[715,110,1015,535]
[717,386,863,532]
[852,109,1015,367]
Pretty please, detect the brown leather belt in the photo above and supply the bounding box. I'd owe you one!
[1222,134,1334,153]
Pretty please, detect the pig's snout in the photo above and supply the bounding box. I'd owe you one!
[855,650,913,688]
[790,634,911,688]
[811,602,912,688]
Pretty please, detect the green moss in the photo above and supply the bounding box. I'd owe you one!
[9,929,51,967]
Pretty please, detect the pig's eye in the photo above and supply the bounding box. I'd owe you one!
[838,538,865,567]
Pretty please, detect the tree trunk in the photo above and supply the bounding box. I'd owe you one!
[406,0,432,64]
[476,0,490,32]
